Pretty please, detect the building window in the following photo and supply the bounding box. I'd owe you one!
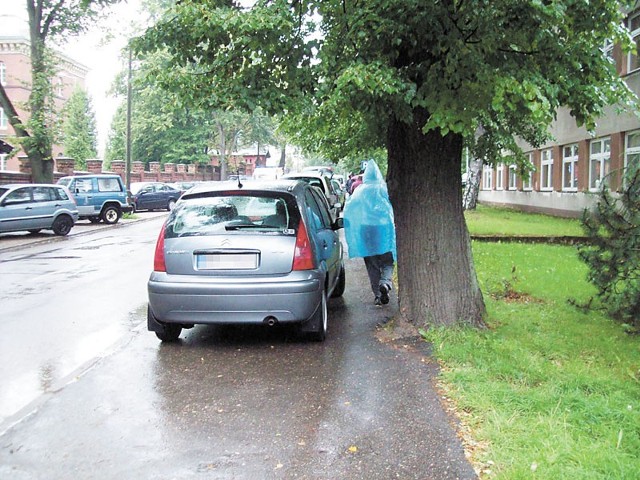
[628,12,640,73]
[496,163,504,190]
[0,62,5,86]
[508,165,517,190]
[540,148,554,191]
[589,137,611,190]
[562,144,579,192]
[522,152,534,191]
[0,107,7,129]
[625,130,640,170]
[482,165,493,190]
[56,77,64,97]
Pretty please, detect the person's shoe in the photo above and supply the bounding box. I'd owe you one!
[379,284,390,305]
[374,296,382,306]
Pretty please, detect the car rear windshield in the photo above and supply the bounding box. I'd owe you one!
[165,193,299,238]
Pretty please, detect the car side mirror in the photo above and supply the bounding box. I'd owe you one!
[332,217,344,230]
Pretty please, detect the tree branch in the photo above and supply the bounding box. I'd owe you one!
[0,84,29,139]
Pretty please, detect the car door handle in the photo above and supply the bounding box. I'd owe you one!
[25,207,33,210]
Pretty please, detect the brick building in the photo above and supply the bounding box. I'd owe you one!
[0,32,88,172]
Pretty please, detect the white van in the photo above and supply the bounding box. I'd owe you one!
[252,166,283,181]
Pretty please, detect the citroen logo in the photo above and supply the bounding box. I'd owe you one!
[220,238,231,247]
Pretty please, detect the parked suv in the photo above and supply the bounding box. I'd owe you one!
[0,184,78,236]
[57,174,132,224]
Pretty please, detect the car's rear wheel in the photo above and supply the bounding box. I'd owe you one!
[307,290,328,342]
[101,206,121,224]
[148,306,183,342]
[330,263,346,298]
[167,199,176,211]
[52,215,73,236]
[156,323,182,342]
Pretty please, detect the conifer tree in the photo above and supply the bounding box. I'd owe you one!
[578,165,640,331]
[62,87,98,170]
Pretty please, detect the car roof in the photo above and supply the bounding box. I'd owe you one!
[58,174,120,179]
[181,179,303,199]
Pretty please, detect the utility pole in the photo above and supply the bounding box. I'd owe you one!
[125,47,133,191]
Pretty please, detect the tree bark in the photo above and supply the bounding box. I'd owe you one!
[386,109,486,328]
[463,156,483,210]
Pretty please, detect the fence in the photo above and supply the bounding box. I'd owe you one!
[0,157,221,185]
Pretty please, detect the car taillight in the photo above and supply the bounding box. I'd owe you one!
[153,225,167,272]
[292,219,315,271]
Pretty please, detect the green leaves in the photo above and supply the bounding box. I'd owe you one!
[133,0,636,170]
[62,86,98,170]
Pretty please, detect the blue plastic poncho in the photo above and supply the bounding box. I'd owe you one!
[343,160,396,259]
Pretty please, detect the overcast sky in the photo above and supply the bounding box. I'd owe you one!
[3,0,143,157]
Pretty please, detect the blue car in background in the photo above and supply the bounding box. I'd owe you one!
[130,182,182,212]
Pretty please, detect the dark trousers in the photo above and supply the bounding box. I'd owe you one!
[363,251,394,297]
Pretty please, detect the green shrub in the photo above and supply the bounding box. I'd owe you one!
[578,165,640,331]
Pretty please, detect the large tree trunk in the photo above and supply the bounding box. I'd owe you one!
[386,110,486,328]
[27,11,55,184]
[29,151,54,182]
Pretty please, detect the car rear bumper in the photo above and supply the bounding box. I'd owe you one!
[148,272,323,325]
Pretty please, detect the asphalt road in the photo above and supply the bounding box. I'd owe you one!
[0,214,477,480]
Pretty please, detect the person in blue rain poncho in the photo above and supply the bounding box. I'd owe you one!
[343,160,397,306]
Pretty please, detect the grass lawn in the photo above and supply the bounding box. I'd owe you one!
[420,209,640,479]
[465,204,585,237]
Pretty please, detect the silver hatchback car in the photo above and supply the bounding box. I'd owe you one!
[147,180,345,342]
[0,183,78,236]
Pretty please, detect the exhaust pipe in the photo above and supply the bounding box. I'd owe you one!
[264,316,278,327]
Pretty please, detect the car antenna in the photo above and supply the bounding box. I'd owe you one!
[236,171,243,189]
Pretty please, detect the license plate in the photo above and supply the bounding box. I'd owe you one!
[196,253,258,270]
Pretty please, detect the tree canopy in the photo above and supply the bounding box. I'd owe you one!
[135,0,636,327]
[106,50,279,174]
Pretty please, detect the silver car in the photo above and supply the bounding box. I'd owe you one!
[0,183,78,236]
[147,180,345,342]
